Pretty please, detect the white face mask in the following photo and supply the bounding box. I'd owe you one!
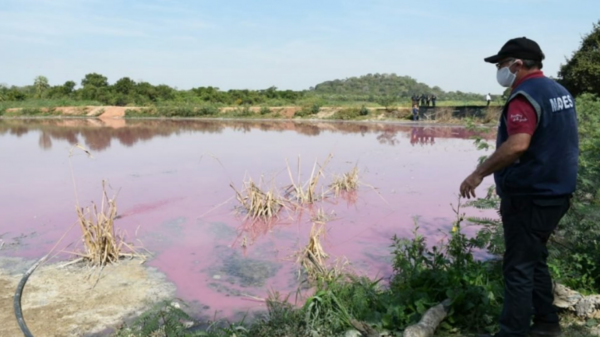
[496,61,517,87]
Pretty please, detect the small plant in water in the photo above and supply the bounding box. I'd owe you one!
[231,176,285,221]
[329,166,359,197]
[285,154,332,204]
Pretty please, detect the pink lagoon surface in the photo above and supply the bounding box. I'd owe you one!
[0,118,496,319]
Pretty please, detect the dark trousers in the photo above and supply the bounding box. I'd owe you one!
[498,195,571,336]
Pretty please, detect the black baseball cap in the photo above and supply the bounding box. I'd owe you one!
[484,37,545,63]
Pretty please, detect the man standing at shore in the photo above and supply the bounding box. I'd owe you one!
[486,93,492,107]
[459,37,579,337]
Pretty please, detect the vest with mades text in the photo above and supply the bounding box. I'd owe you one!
[494,76,579,197]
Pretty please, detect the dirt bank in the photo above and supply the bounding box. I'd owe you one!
[4,105,417,120]
[0,256,176,337]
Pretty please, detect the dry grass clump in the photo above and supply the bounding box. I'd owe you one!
[310,207,335,225]
[231,176,285,221]
[329,166,359,197]
[75,181,140,267]
[285,154,332,204]
[297,222,329,278]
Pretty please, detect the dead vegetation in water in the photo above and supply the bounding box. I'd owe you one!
[67,145,144,268]
[310,207,336,225]
[73,181,143,267]
[230,176,285,221]
[297,222,329,279]
[329,165,359,197]
[285,154,332,205]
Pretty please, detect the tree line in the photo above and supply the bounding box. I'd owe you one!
[1,20,597,107]
[0,72,489,107]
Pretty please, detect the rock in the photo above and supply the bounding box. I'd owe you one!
[344,330,362,337]
[181,320,195,329]
[553,282,583,308]
[576,298,596,317]
[403,299,452,337]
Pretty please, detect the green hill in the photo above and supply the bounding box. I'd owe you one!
[312,73,485,102]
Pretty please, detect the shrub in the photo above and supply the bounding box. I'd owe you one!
[359,105,369,116]
[376,96,397,112]
[199,105,219,116]
[260,106,272,115]
[331,108,360,120]
[388,216,504,334]
[231,105,252,117]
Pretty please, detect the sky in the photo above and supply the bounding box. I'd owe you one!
[0,0,598,95]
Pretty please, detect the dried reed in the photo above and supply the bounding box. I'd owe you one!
[230,176,285,221]
[329,166,359,197]
[310,207,335,225]
[285,154,332,204]
[74,181,140,266]
[297,222,329,279]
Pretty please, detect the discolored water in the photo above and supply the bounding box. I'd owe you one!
[0,118,496,318]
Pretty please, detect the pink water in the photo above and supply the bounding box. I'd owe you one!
[0,119,496,318]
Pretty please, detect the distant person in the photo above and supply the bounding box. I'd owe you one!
[411,94,418,106]
[431,94,437,107]
[426,96,431,106]
[486,93,492,107]
[460,37,579,337]
[420,94,426,106]
[412,104,419,121]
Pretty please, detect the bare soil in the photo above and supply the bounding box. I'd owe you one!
[0,256,176,337]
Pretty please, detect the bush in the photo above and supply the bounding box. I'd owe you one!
[20,108,44,115]
[548,94,600,292]
[231,105,252,117]
[376,96,397,112]
[259,106,272,115]
[558,21,600,96]
[359,105,369,116]
[388,217,503,334]
[199,105,219,116]
[331,108,361,120]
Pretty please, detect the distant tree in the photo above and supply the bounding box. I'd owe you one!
[63,81,76,94]
[0,84,7,101]
[136,82,158,102]
[155,84,175,101]
[114,77,136,95]
[377,95,397,111]
[6,88,27,101]
[558,20,600,96]
[34,76,49,98]
[81,73,108,88]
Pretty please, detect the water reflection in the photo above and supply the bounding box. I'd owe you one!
[410,127,436,146]
[0,118,495,151]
